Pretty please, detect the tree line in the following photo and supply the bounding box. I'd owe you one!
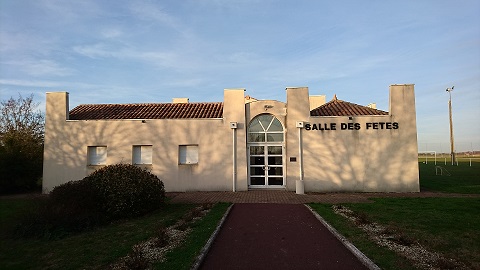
[0,94,44,194]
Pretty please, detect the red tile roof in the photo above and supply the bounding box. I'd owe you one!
[69,96,386,120]
[310,97,388,116]
[69,102,224,120]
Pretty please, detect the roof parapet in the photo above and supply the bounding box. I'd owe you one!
[173,98,189,104]
[309,95,326,111]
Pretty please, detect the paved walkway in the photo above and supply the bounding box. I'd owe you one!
[167,190,478,204]
[199,204,369,270]
[171,190,478,269]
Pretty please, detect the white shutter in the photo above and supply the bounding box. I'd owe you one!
[88,146,107,165]
[179,146,187,164]
[133,145,152,164]
[141,146,152,164]
[133,146,142,164]
[179,145,198,164]
[186,145,198,164]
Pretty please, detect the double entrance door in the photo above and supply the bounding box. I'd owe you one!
[248,144,284,188]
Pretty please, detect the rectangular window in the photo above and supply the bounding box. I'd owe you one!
[87,146,107,165]
[179,145,198,164]
[132,145,153,165]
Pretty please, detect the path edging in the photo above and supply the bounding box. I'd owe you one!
[304,204,380,270]
[190,203,234,270]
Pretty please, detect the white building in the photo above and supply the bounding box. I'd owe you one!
[43,84,419,193]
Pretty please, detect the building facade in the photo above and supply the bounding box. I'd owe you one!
[43,84,419,193]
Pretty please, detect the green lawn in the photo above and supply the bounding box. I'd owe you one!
[155,203,230,269]
[419,161,480,193]
[310,163,480,269]
[310,203,417,269]
[0,198,229,270]
[311,197,480,269]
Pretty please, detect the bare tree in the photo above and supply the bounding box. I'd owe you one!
[0,94,45,194]
[0,94,44,138]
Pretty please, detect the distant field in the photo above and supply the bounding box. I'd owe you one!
[418,156,480,165]
[419,162,480,194]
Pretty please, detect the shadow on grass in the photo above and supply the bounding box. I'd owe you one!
[0,198,197,270]
[419,162,480,194]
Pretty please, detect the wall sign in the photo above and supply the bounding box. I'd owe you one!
[305,122,399,131]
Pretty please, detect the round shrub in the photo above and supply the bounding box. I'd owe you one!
[87,164,166,220]
[16,165,165,238]
[48,179,103,227]
[16,179,103,238]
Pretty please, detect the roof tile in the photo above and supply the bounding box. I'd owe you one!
[69,97,386,120]
[310,99,388,116]
[69,102,223,120]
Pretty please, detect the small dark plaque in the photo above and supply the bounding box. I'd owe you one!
[290,157,297,162]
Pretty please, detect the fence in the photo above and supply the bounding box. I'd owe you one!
[418,142,479,166]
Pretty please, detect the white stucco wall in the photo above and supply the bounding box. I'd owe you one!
[43,84,419,193]
[43,89,248,193]
[297,84,419,192]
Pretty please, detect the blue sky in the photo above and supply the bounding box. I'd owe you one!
[1,0,479,152]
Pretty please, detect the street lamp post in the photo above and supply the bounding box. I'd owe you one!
[446,86,455,165]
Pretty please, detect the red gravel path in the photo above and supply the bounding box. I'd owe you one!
[200,204,369,270]
[167,190,479,205]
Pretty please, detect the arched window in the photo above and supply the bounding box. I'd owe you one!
[247,114,284,143]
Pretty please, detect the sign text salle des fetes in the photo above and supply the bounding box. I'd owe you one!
[304,122,399,131]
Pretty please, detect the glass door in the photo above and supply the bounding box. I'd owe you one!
[249,146,266,186]
[248,145,284,188]
[266,145,283,186]
[247,114,285,188]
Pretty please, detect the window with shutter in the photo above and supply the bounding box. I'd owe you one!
[87,146,107,165]
[179,145,198,164]
[133,145,153,165]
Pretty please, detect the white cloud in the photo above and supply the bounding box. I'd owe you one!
[73,43,117,59]
[101,28,123,39]
[194,0,268,11]
[38,0,101,21]
[0,31,58,56]
[129,1,181,30]
[73,42,191,70]
[0,79,62,88]
[226,52,259,64]
[162,77,210,88]
[3,59,73,77]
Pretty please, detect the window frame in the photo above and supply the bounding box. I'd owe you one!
[87,146,107,166]
[132,145,153,165]
[247,114,284,143]
[179,145,199,165]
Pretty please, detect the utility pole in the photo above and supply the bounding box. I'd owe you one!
[446,86,455,165]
